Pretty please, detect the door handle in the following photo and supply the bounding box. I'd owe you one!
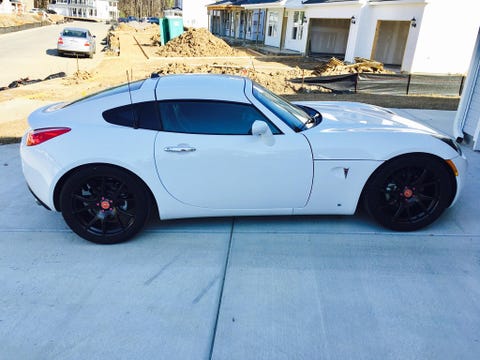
[164,145,196,153]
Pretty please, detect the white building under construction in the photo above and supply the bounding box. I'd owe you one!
[47,0,119,21]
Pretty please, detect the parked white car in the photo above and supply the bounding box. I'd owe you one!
[57,27,96,58]
[20,74,467,244]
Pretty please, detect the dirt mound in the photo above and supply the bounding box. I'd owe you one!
[314,57,394,75]
[0,13,42,27]
[156,28,238,57]
[63,70,95,85]
[116,22,137,32]
[154,63,325,94]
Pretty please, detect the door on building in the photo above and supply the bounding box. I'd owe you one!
[308,18,350,56]
[372,20,410,65]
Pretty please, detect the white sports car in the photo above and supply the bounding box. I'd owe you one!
[20,74,467,244]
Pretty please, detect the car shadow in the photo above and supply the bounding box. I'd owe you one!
[45,49,90,59]
[45,49,59,57]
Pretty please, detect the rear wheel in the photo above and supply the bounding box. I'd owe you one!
[364,154,455,231]
[60,165,151,244]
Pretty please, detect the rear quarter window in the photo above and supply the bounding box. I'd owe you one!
[102,101,160,130]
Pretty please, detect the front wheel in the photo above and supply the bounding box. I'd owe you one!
[60,165,151,244]
[363,154,455,231]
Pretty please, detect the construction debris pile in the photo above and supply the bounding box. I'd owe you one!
[105,30,121,56]
[154,63,324,94]
[0,72,66,91]
[156,28,239,57]
[314,57,394,76]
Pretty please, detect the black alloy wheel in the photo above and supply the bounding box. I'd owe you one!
[364,154,455,231]
[60,165,151,244]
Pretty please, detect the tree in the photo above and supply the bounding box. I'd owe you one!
[34,0,50,9]
[118,0,176,18]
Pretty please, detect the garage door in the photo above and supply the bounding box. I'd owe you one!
[372,20,410,66]
[309,18,350,55]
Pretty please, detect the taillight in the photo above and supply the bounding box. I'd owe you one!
[58,37,63,45]
[26,127,71,146]
[84,42,90,47]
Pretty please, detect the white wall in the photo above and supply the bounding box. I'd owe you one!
[182,0,210,29]
[283,9,307,52]
[264,9,282,47]
[454,27,480,149]
[411,0,479,74]
[351,0,479,74]
[96,0,110,20]
[354,2,423,71]
[0,0,14,14]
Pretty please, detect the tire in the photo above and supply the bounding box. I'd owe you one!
[363,154,455,231]
[60,165,151,244]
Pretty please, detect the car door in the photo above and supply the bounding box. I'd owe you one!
[154,99,313,210]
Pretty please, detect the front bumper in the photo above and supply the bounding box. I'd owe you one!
[449,153,468,207]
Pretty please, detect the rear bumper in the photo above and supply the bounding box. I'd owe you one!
[20,133,61,211]
[57,44,93,55]
[28,186,51,210]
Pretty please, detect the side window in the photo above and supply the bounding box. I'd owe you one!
[158,100,281,135]
[102,101,160,130]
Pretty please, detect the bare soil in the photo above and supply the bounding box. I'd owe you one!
[0,13,64,27]
[0,25,459,144]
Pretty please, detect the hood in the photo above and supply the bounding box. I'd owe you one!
[293,101,459,161]
[295,101,439,135]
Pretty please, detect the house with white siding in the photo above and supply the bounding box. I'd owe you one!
[47,0,119,21]
[207,0,479,75]
[180,0,211,28]
[0,0,34,14]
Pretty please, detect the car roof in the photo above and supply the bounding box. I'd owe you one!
[155,74,250,102]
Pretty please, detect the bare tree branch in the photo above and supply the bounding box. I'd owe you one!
[117,0,176,18]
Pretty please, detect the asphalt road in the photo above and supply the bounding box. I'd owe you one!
[1,110,480,359]
[0,21,110,87]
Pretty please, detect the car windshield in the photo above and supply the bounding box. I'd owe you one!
[63,30,87,38]
[61,80,145,108]
[252,82,311,132]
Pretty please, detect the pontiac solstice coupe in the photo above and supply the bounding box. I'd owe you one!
[20,74,467,244]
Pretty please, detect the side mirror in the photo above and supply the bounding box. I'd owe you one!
[251,120,275,146]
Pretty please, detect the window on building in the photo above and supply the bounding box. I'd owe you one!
[291,11,305,40]
[267,11,278,37]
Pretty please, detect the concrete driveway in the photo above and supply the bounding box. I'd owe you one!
[1,110,479,360]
